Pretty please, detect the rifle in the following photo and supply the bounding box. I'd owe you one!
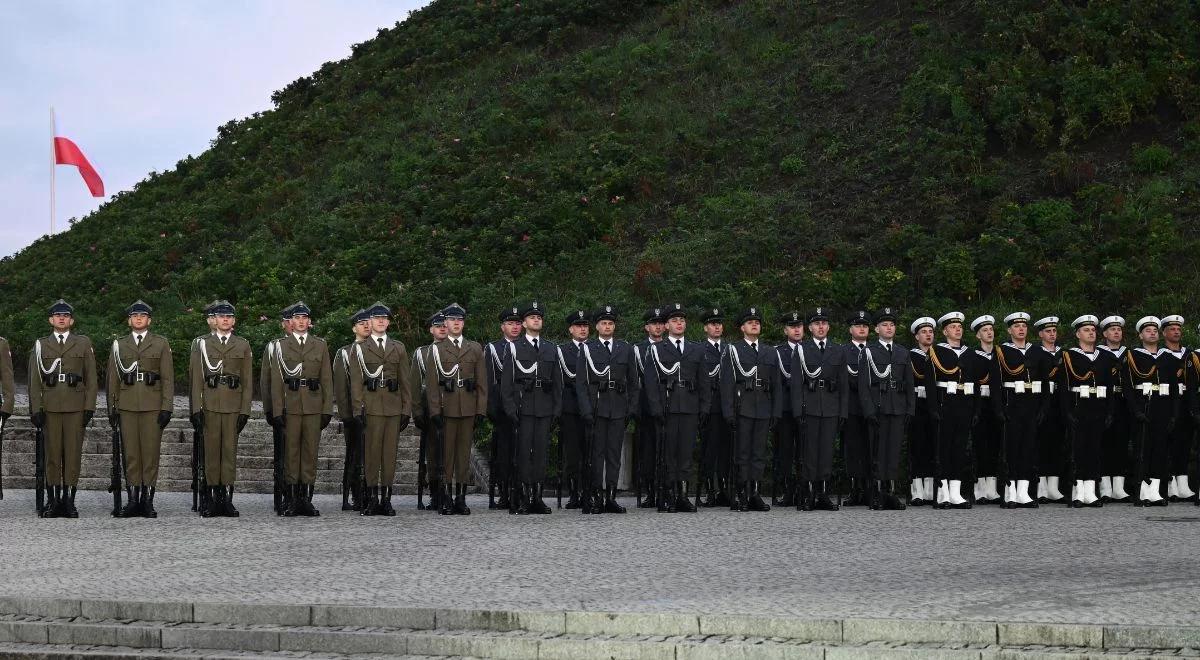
[487,419,498,509]
[729,388,741,508]
[355,416,367,507]
[192,416,208,515]
[996,389,1012,508]
[556,423,564,509]
[108,415,125,517]
[272,415,284,514]
[34,421,45,515]
[0,415,6,499]
[416,423,428,510]
[433,415,446,510]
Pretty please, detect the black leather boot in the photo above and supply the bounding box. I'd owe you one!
[814,481,839,511]
[715,478,732,507]
[119,486,142,518]
[564,479,580,509]
[360,486,377,516]
[453,484,471,515]
[638,480,657,508]
[515,483,531,515]
[777,478,795,508]
[675,481,697,512]
[381,487,396,516]
[283,484,299,517]
[439,483,454,515]
[223,486,240,517]
[64,486,79,518]
[143,486,158,518]
[701,478,719,507]
[530,483,552,514]
[304,485,320,516]
[748,481,771,511]
[798,481,814,511]
[884,481,906,510]
[604,487,625,513]
[41,486,60,518]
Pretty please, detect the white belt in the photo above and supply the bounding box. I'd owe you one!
[1003,380,1042,394]
[979,384,991,398]
[1071,385,1107,399]
[1180,384,1188,395]
[937,381,974,395]
[915,385,927,399]
[1138,382,1173,397]
[1048,381,1056,394]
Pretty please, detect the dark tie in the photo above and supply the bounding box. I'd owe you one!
[221,336,228,345]
[675,339,682,353]
[454,338,460,349]
[299,335,305,347]
[57,335,64,346]
[135,335,142,346]
[885,343,892,354]
[818,341,825,353]
[604,340,611,353]
[532,338,539,351]
[751,342,758,353]
[377,338,384,349]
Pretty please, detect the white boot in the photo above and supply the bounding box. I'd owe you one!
[1084,480,1099,504]
[948,480,967,505]
[1146,478,1164,502]
[1004,481,1016,504]
[936,479,950,505]
[1016,479,1034,504]
[1099,476,1113,499]
[911,478,923,501]
[1112,476,1130,500]
[986,476,1001,500]
[1071,480,1084,504]
[1046,476,1064,500]
[1176,475,1195,499]
[1037,476,1048,499]
[1167,475,1179,499]
[974,478,985,501]
[924,477,935,502]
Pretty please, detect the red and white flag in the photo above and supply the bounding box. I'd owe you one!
[52,109,104,197]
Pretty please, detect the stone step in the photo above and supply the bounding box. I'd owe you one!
[0,604,1198,660]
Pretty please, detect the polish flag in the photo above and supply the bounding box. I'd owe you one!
[52,110,104,197]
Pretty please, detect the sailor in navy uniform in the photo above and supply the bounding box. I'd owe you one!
[698,307,731,507]
[633,307,667,507]
[991,312,1045,507]
[773,311,804,507]
[485,306,524,509]
[1159,314,1196,502]
[857,307,914,510]
[1058,315,1114,507]
[969,315,1002,504]
[842,310,873,506]
[792,307,848,511]
[1033,316,1066,503]
[928,312,976,509]
[1098,316,1131,501]
[575,305,639,514]
[907,317,937,505]
[1123,316,1174,506]
[499,301,563,515]
[719,307,781,511]
[557,310,591,509]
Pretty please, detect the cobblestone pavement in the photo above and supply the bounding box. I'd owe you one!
[0,490,1198,626]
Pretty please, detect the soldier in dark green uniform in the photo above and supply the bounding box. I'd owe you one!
[334,308,371,510]
[268,302,334,517]
[29,300,98,518]
[188,300,253,517]
[426,303,488,515]
[411,311,448,510]
[105,300,174,518]
[348,302,412,516]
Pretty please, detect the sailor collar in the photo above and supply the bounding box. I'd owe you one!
[937,342,968,356]
[1069,346,1099,361]
[1002,341,1030,354]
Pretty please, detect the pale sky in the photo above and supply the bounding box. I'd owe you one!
[0,0,429,257]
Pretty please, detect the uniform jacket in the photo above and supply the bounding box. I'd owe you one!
[575,337,640,420]
[106,332,174,413]
[30,333,98,414]
[791,337,848,419]
[188,333,253,415]
[719,338,782,420]
[348,335,412,418]
[646,337,711,417]
[425,337,488,418]
[268,334,334,416]
[859,339,915,417]
[500,335,562,419]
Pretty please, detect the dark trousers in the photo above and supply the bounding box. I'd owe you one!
[664,413,699,482]
[1002,395,1040,480]
[1069,397,1106,478]
[636,415,657,485]
[908,406,935,478]
[1170,413,1193,475]
[491,417,513,483]
[876,414,905,480]
[734,415,769,482]
[842,413,869,480]
[516,415,553,483]
[700,412,731,480]
[1037,402,1065,474]
[773,415,799,485]
[559,413,584,482]
[973,403,1000,475]
[590,416,626,488]
[936,397,973,478]
[1133,398,1173,480]
[1102,399,1130,475]
[802,415,838,481]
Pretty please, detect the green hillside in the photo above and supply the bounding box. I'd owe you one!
[3,0,1199,378]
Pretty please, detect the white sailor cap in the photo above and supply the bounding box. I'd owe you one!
[937,311,965,328]
[1003,312,1030,326]
[1033,316,1059,331]
[970,315,995,332]
[1071,315,1098,330]
[1161,314,1184,328]
[1136,316,1161,332]
[1100,315,1125,329]
[910,317,935,334]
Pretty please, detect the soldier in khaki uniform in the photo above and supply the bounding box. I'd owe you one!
[105,300,174,518]
[268,302,334,517]
[189,300,253,517]
[0,334,14,426]
[29,300,98,518]
[334,308,371,510]
[262,304,294,515]
[411,311,448,511]
[348,302,412,516]
[425,303,487,515]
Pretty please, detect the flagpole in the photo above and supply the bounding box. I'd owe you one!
[50,105,56,235]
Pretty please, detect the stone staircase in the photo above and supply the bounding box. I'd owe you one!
[0,413,486,496]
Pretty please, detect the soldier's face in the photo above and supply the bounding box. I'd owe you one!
[876,321,896,341]
[645,322,665,339]
[501,320,523,339]
[1141,326,1159,344]
[292,315,311,333]
[281,319,293,334]
[445,318,464,336]
[1008,322,1028,342]
[207,317,218,331]
[353,320,371,339]
[915,326,934,347]
[1163,324,1182,343]
[1039,327,1057,344]
[430,325,448,341]
[128,313,150,331]
[849,323,869,341]
[741,320,760,338]
[1103,325,1123,345]
[809,320,829,339]
[667,316,686,336]
[704,322,723,339]
[569,323,589,341]
[943,322,963,342]
[975,325,993,344]
[596,320,616,338]
[49,313,73,330]
[370,317,389,334]
[215,314,235,332]
[784,325,803,342]
[1076,325,1096,345]
[523,314,543,333]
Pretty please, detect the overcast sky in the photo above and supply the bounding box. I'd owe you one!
[0,0,429,258]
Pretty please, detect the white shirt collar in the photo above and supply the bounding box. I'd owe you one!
[292,332,308,342]
[55,330,71,341]
[214,331,232,339]
[525,333,540,344]
[131,331,146,341]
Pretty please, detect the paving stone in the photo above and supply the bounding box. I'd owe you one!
[564,610,700,636]
[433,608,565,633]
[310,606,435,629]
[159,626,280,652]
[277,629,407,654]
[80,599,193,623]
[843,619,997,644]
[998,622,1103,648]
[194,603,311,626]
[1104,625,1200,649]
[698,614,841,641]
